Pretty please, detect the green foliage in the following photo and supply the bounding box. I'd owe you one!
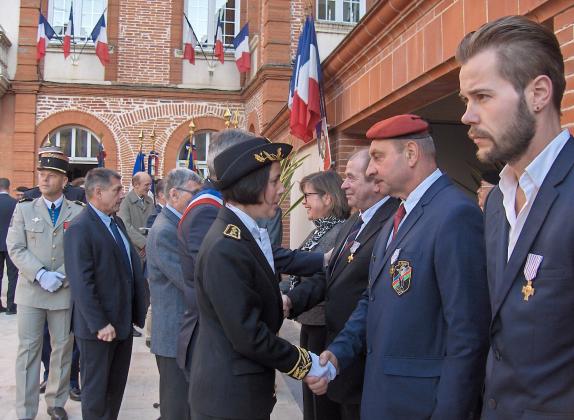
[280,144,310,218]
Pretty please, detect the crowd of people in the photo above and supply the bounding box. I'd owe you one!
[1,14,573,420]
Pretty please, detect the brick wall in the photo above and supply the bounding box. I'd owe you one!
[557,6,574,128]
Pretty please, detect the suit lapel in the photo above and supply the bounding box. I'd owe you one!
[327,213,359,280]
[87,206,130,276]
[492,140,574,316]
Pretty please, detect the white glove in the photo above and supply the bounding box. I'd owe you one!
[38,271,65,293]
[309,351,337,381]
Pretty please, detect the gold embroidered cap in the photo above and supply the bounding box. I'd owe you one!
[213,135,292,190]
[37,146,69,174]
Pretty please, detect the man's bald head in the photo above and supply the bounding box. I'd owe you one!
[132,172,152,197]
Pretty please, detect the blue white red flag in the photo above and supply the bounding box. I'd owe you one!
[288,16,322,143]
[214,10,224,64]
[63,3,74,58]
[233,23,250,73]
[36,13,56,61]
[132,150,146,175]
[183,17,199,64]
[90,14,109,65]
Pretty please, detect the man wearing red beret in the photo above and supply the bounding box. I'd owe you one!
[309,114,490,420]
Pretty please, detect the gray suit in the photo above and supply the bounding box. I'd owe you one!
[7,197,84,419]
[147,206,190,420]
[118,189,155,250]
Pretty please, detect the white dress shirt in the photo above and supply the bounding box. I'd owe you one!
[499,129,570,260]
[42,194,64,210]
[356,196,390,237]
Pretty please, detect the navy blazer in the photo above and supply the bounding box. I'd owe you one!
[64,205,148,340]
[329,174,490,420]
[482,137,574,419]
[0,193,17,251]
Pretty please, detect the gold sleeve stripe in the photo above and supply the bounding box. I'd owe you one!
[286,346,312,380]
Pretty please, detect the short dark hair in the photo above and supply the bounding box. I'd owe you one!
[456,15,565,112]
[85,168,121,199]
[16,186,28,193]
[155,179,165,197]
[300,170,350,220]
[221,164,271,205]
[0,178,10,190]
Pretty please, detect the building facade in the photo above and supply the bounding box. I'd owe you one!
[0,0,573,246]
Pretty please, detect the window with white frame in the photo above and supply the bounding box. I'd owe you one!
[45,126,101,163]
[49,0,107,42]
[184,0,240,48]
[317,0,364,23]
[177,131,214,178]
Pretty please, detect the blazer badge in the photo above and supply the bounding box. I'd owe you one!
[223,224,241,240]
[522,253,543,301]
[391,260,412,296]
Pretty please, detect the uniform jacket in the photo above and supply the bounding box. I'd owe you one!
[118,189,155,249]
[0,193,17,251]
[190,206,324,419]
[64,205,148,340]
[482,137,574,420]
[329,175,490,420]
[288,197,399,404]
[147,206,186,358]
[7,197,84,310]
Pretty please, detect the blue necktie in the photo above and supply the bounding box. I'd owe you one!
[48,203,60,226]
[109,218,132,275]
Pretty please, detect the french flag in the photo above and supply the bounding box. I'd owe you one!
[63,4,74,58]
[36,13,56,62]
[90,14,109,65]
[183,21,199,64]
[214,10,224,64]
[288,16,322,143]
[233,23,250,73]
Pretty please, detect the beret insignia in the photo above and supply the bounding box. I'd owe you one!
[223,224,241,240]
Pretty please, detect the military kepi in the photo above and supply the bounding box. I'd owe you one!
[366,114,429,140]
[37,146,69,174]
[213,135,292,190]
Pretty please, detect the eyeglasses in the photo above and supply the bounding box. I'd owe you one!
[302,192,321,200]
[176,187,200,195]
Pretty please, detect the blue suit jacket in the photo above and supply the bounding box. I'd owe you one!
[0,194,17,252]
[482,137,574,420]
[329,174,490,420]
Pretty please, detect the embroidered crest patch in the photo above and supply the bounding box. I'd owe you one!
[391,260,412,296]
[223,224,241,240]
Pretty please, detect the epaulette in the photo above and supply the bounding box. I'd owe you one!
[223,224,241,240]
[18,197,33,203]
[73,200,86,207]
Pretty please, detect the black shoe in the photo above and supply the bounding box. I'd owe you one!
[5,306,16,315]
[47,406,68,420]
[39,379,47,394]
[69,386,81,401]
[132,327,142,337]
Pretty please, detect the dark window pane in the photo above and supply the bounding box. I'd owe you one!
[91,136,100,158]
[59,128,73,157]
[75,129,89,157]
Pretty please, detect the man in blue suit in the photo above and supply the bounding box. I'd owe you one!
[0,178,18,314]
[310,114,490,420]
[458,15,574,419]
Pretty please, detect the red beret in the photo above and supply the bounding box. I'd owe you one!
[366,114,429,140]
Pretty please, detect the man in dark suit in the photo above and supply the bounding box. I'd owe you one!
[0,178,18,314]
[283,149,398,419]
[64,168,148,420]
[310,115,490,420]
[145,178,166,229]
[458,15,574,419]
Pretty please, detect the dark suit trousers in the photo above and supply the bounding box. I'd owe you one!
[300,325,341,420]
[0,250,18,308]
[340,403,360,420]
[156,355,190,420]
[190,406,269,420]
[77,337,133,420]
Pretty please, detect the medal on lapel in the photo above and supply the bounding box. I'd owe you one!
[63,221,70,231]
[391,260,412,296]
[347,241,360,263]
[389,248,401,276]
[522,253,543,301]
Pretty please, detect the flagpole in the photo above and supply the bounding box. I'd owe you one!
[183,13,210,62]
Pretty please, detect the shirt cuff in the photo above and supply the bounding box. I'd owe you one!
[35,268,47,282]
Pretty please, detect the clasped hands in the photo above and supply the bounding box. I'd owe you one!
[304,350,340,396]
[38,271,65,292]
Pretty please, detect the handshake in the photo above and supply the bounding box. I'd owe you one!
[303,350,340,396]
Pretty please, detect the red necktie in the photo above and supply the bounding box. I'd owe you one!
[391,203,406,240]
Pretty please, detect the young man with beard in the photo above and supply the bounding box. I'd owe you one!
[458,15,574,419]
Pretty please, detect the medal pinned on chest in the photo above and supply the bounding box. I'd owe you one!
[388,248,411,296]
[347,241,360,263]
[522,253,543,302]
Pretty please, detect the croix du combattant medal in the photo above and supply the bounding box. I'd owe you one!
[522,253,543,302]
[347,241,360,263]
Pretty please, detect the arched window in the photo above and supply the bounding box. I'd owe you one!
[177,131,214,178]
[44,126,102,178]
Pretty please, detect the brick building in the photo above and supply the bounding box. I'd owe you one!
[0,0,573,245]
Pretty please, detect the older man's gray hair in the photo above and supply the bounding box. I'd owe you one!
[163,168,203,196]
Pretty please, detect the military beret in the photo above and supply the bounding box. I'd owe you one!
[213,136,292,190]
[366,114,429,141]
[37,145,69,174]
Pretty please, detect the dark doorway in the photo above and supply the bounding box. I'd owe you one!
[67,163,98,183]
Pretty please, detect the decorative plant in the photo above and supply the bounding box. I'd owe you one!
[279,141,310,218]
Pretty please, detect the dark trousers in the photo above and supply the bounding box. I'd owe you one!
[300,324,341,420]
[0,250,18,309]
[156,355,190,420]
[42,322,81,388]
[77,337,133,420]
[190,406,269,420]
[340,403,360,420]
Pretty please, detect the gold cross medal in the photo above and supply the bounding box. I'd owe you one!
[522,253,543,302]
[347,241,360,263]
